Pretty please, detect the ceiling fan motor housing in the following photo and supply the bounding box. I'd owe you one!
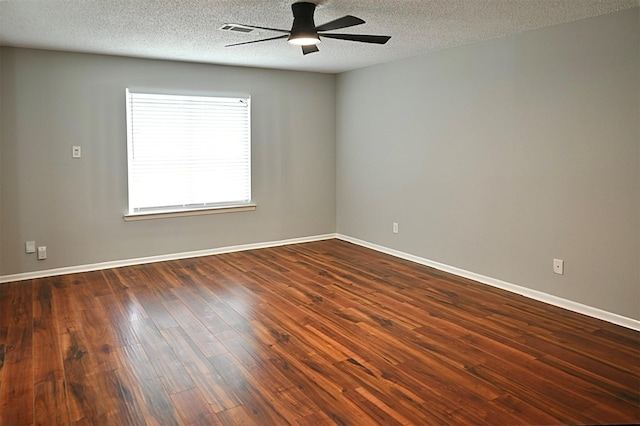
[288,2,320,45]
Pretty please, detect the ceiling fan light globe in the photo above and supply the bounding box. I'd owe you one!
[288,36,321,46]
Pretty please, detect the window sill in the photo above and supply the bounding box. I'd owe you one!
[123,203,257,221]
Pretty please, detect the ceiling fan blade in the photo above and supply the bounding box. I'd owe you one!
[301,44,319,55]
[231,24,290,33]
[320,33,391,44]
[315,15,365,32]
[226,34,288,47]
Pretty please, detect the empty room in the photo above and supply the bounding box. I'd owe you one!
[0,0,638,424]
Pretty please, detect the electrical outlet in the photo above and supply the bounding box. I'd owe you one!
[26,241,36,254]
[393,222,399,234]
[72,146,82,158]
[37,246,47,260]
[553,258,564,275]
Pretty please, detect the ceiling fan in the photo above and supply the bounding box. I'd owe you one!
[225,2,391,55]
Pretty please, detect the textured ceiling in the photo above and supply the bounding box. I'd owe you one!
[0,0,637,74]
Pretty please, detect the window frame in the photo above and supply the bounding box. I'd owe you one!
[123,89,256,221]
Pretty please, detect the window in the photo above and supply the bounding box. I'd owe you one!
[125,90,253,219]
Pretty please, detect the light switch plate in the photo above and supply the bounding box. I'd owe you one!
[26,241,36,254]
[72,146,82,158]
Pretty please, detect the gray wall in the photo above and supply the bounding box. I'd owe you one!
[2,9,638,322]
[337,9,639,320]
[0,48,336,275]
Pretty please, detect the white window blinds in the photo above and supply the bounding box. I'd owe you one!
[126,90,251,215]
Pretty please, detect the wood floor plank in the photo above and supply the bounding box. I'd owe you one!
[130,317,195,394]
[77,302,123,373]
[95,292,141,348]
[129,286,179,330]
[118,343,182,425]
[51,275,84,333]
[332,359,429,425]
[207,352,292,425]
[60,327,108,424]
[0,281,12,397]
[170,387,221,426]
[33,379,71,425]
[0,281,35,426]
[214,404,262,426]
[160,326,242,413]
[538,353,640,404]
[32,280,71,425]
[264,355,382,425]
[0,239,638,425]
[170,286,232,335]
[163,297,228,358]
[106,366,149,426]
[33,280,65,384]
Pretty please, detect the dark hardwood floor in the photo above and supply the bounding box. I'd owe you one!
[0,239,638,425]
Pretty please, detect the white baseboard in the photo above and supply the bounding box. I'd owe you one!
[0,233,337,284]
[337,234,640,331]
[3,232,638,331]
